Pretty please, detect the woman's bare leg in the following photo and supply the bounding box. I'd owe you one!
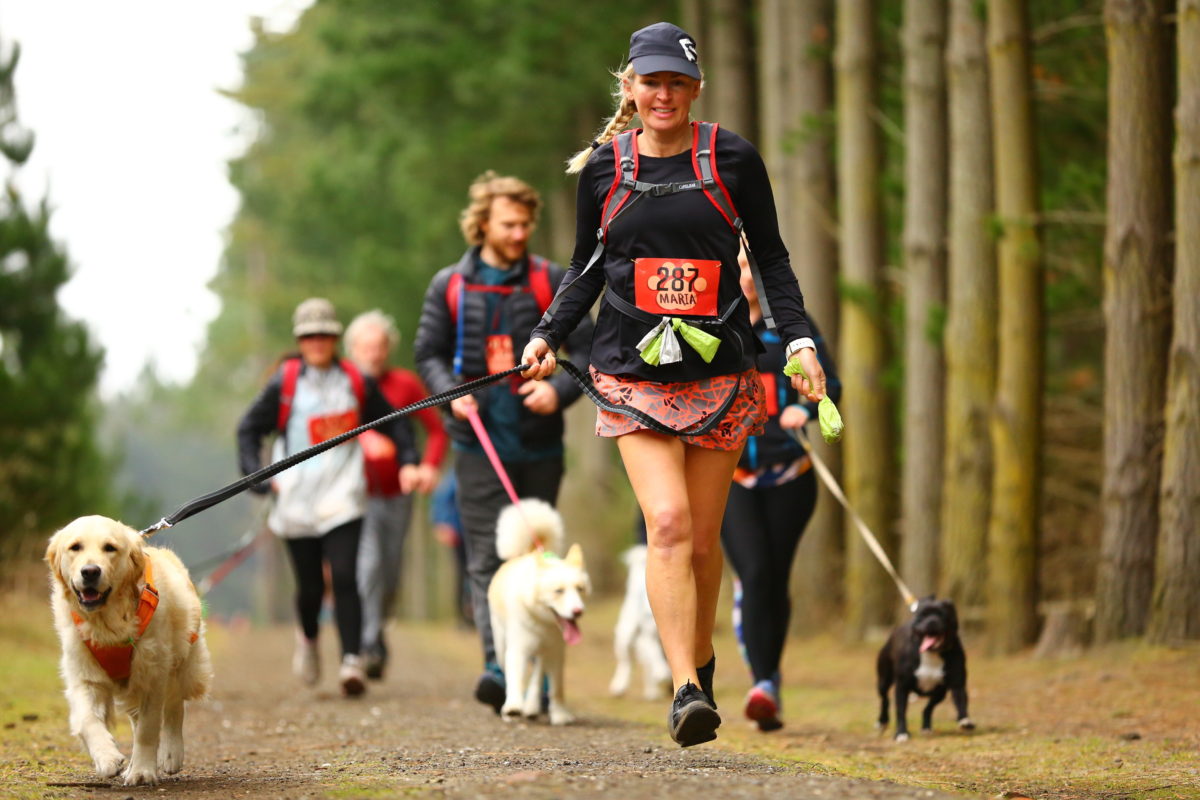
[683,445,743,667]
[618,433,744,690]
[617,432,697,689]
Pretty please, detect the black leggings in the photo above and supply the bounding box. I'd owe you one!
[284,519,363,657]
[719,470,818,683]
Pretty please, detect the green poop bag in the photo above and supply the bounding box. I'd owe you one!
[783,358,844,444]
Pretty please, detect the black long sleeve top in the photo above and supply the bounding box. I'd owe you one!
[531,124,813,383]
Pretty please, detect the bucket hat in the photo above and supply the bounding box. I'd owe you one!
[292,297,343,337]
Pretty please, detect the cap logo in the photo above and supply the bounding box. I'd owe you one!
[679,38,697,62]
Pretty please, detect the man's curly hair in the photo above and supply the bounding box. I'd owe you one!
[459,170,541,246]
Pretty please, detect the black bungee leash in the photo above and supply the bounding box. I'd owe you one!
[140,359,734,537]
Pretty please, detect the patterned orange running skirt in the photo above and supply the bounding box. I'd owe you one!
[591,366,766,451]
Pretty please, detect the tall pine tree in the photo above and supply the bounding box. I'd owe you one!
[0,40,111,559]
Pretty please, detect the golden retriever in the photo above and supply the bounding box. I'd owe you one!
[45,515,212,785]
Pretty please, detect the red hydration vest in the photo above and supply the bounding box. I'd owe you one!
[276,358,366,432]
[444,254,554,326]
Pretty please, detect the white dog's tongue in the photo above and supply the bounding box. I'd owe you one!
[920,635,941,653]
[559,617,582,646]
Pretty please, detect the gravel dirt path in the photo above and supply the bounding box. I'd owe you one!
[48,623,967,800]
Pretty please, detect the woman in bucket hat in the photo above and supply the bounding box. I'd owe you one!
[523,23,826,747]
[237,297,419,697]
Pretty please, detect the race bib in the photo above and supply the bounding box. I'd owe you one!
[760,372,780,417]
[308,409,359,445]
[634,258,721,317]
[486,334,516,374]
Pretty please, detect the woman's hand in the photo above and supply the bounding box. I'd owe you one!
[521,337,557,380]
[779,404,810,430]
[789,347,827,403]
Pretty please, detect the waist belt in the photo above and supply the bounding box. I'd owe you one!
[604,287,742,366]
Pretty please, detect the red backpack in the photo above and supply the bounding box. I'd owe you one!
[444,254,554,326]
[276,357,366,431]
[540,121,778,331]
[446,255,554,376]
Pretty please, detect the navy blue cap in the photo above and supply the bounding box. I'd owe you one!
[628,22,701,80]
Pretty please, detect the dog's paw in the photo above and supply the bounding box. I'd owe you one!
[958,717,976,731]
[122,759,159,786]
[894,732,910,743]
[549,707,575,726]
[93,750,126,779]
[158,739,184,774]
[500,704,523,721]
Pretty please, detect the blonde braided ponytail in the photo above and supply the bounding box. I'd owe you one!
[566,65,638,174]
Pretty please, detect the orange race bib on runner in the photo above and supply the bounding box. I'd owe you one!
[634,257,721,317]
[308,409,360,445]
[486,334,516,374]
[760,371,780,417]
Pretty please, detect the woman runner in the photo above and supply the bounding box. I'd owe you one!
[522,22,826,747]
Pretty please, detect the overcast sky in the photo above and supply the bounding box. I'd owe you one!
[1,1,310,396]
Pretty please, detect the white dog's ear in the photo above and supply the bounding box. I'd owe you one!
[564,543,585,570]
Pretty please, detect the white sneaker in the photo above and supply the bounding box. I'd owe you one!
[293,633,319,686]
[339,654,367,697]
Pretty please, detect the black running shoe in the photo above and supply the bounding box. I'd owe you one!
[363,644,386,681]
[668,681,721,747]
[474,669,505,715]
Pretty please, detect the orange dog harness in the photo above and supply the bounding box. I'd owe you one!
[71,559,197,681]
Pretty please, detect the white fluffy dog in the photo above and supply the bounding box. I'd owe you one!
[45,516,212,786]
[487,499,590,725]
[608,544,672,700]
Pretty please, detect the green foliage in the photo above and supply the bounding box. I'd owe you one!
[199,0,668,402]
[0,41,113,559]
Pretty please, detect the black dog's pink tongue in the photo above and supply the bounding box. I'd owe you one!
[920,635,940,653]
[559,617,582,646]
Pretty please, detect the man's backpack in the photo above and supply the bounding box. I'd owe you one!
[446,254,554,376]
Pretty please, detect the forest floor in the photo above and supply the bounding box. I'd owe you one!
[2,582,1197,800]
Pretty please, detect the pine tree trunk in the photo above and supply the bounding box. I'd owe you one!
[757,0,787,175]
[836,0,896,640]
[776,0,843,634]
[940,0,996,615]
[707,0,757,142]
[900,0,948,600]
[985,0,1041,654]
[1094,0,1174,643]
[1149,0,1200,644]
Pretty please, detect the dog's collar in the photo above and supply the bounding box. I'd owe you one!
[70,559,169,682]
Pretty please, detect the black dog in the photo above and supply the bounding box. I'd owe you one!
[876,596,975,741]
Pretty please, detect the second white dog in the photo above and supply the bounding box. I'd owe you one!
[608,544,672,700]
[487,499,590,725]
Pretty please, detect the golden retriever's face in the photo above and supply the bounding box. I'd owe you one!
[45,516,145,613]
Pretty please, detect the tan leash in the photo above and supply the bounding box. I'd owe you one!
[789,428,919,611]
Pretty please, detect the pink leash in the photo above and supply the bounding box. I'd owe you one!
[465,407,521,506]
[465,406,543,549]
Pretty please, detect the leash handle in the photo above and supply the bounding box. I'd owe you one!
[789,429,919,611]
